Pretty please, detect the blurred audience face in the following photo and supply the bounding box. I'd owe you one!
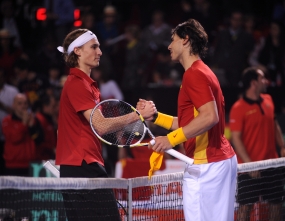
[43,97,57,116]
[82,13,95,30]
[0,29,14,50]
[103,6,117,25]
[230,12,243,30]
[152,11,164,27]
[49,68,60,80]
[13,94,29,117]
[244,15,255,32]
[270,22,280,38]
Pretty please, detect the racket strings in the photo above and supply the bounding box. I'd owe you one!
[91,100,146,146]
[125,120,144,145]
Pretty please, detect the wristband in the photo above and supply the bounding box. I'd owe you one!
[167,127,187,147]
[153,112,174,130]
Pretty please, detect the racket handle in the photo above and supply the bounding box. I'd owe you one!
[165,149,194,165]
[149,139,194,165]
[150,139,155,146]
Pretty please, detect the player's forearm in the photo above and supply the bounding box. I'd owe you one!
[182,112,218,139]
[231,136,251,163]
[170,117,178,130]
[275,120,285,150]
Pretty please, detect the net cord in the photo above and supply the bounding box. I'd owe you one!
[1,158,284,190]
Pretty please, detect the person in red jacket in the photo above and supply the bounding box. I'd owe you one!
[2,93,43,176]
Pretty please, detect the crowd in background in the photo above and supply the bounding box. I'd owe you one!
[0,0,285,176]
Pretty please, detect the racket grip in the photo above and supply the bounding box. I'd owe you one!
[149,139,194,165]
[165,149,194,165]
[150,139,155,146]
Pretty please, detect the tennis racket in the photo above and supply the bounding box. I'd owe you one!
[90,99,194,165]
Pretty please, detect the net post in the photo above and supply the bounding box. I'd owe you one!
[127,179,133,221]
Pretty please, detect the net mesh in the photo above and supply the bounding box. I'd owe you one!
[0,158,285,221]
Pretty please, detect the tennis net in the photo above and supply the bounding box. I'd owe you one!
[0,158,284,221]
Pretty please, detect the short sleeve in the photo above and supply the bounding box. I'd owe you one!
[67,78,97,112]
[184,70,215,109]
[229,103,243,132]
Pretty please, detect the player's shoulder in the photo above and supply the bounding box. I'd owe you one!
[185,60,212,79]
[261,93,272,101]
[230,98,245,111]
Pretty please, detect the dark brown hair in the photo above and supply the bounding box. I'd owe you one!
[172,19,208,57]
[62,29,88,68]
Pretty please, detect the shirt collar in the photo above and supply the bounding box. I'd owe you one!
[243,95,263,104]
[69,68,96,86]
[243,95,264,115]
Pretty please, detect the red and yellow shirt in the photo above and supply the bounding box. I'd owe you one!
[178,60,235,164]
[55,68,104,166]
[229,94,277,163]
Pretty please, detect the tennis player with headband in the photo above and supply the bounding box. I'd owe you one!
[138,19,237,221]
[55,29,156,221]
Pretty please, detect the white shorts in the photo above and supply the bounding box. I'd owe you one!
[183,155,237,221]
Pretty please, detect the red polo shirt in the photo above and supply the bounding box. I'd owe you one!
[229,94,277,163]
[55,68,104,166]
[178,60,235,164]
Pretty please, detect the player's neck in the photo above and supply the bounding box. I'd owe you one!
[180,53,200,71]
[245,90,261,101]
[76,66,91,77]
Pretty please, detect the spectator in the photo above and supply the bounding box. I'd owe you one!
[80,12,98,34]
[35,94,58,161]
[2,93,43,176]
[32,35,65,76]
[46,64,63,99]
[257,21,285,113]
[229,67,285,221]
[0,68,18,175]
[121,24,150,103]
[246,14,266,68]
[151,46,183,86]
[95,5,121,81]
[0,0,22,48]
[191,0,218,44]
[141,10,172,52]
[272,0,285,26]
[42,0,75,46]
[211,10,254,87]
[12,58,29,88]
[18,63,50,110]
[0,29,26,85]
[91,66,123,101]
[96,5,120,54]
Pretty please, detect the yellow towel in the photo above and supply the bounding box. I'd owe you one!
[148,151,163,179]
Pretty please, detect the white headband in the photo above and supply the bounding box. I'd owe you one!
[57,31,97,55]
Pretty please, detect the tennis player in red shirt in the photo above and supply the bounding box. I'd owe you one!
[230,67,285,221]
[56,29,156,221]
[138,19,237,221]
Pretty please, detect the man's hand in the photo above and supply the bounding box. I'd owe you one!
[249,170,260,178]
[149,136,172,153]
[22,110,34,126]
[136,99,157,121]
[280,147,285,157]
